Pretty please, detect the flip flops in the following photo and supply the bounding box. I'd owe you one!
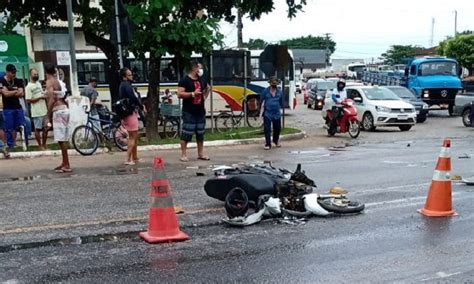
[197,156,210,161]
[180,157,189,162]
[55,168,72,173]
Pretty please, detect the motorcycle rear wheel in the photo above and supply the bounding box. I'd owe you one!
[317,198,365,214]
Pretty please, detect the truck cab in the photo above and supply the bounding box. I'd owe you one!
[404,57,463,114]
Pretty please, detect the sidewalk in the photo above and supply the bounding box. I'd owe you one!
[1,131,306,159]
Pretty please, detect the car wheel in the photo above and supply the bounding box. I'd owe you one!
[399,125,412,131]
[462,108,471,127]
[416,116,427,123]
[362,112,375,131]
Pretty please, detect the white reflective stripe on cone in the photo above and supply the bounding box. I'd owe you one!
[438,147,451,158]
[432,170,451,181]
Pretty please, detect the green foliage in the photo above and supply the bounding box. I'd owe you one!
[439,34,474,73]
[280,35,336,53]
[244,38,268,50]
[381,45,417,65]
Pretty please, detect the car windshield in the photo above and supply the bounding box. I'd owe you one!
[318,81,337,90]
[420,61,457,76]
[386,87,415,99]
[363,88,401,100]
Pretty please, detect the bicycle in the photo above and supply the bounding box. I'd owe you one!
[215,96,263,133]
[158,102,181,139]
[72,106,129,155]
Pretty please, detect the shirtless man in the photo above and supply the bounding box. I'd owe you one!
[45,63,71,173]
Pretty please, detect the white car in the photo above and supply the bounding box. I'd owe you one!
[323,86,416,131]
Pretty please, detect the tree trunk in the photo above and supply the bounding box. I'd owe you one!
[83,31,121,103]
[146,54,161,140]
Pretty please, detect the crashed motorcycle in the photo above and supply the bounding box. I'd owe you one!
[324,98,360,138]
[204,164,365,226]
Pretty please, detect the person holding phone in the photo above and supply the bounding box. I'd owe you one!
[177,61,210,162]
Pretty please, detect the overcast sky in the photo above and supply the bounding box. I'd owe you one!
[220,0,474,60]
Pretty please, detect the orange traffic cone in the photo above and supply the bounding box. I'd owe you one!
[418,139,458,217]
[140,157,189,243]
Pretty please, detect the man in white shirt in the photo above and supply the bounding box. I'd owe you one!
[25,68,49,150]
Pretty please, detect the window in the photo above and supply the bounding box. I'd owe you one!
[130,60,145,83]
[77,61,106,84]
[410,65,416,75]
[419,62,457,76]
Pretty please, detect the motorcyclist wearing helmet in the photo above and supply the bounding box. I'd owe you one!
[329,79,347,130]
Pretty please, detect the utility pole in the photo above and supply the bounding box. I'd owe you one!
[454,10,458,36]
[66,0,79,96]
[237,9,243,48]
[115,0,124,68]
[324,33,331,70]
[430,18,435,47]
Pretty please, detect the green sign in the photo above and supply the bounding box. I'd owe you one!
[0,34,27,57]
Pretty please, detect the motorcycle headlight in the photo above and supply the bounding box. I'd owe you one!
[317,95,323,100]
[376,105,391,113]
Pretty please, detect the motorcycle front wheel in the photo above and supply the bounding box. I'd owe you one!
[348,120,360,138]
[317,198,365,214]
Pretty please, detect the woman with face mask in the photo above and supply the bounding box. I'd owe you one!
[260,76,284,150]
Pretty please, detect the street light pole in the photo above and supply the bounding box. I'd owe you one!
[66,0,79,96]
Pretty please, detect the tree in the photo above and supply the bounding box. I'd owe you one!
[280,35,336,53]
[125,0,307,139]
[381,45,418,65]
[244,38,268,50]
[1,0,307,139]
[439,34,474,75]
[0,0,125,102]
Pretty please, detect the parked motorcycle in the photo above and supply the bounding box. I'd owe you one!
[324,98,360,138]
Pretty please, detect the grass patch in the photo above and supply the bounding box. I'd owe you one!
[140,127,301,145]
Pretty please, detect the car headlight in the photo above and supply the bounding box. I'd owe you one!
[422,104,429,109]
[423,90,430,98]
[375,106,391,113]
[411,108,416,113]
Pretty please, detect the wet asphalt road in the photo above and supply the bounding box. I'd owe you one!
[1,136,474,282]
[1,98,474,282]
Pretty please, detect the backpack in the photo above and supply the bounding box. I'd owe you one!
[113,98,135,119]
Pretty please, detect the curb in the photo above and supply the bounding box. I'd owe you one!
[1,131,306,159]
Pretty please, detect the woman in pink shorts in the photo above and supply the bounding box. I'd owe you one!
[119,68,146,165]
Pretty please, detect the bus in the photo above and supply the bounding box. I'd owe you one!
[76,49,296,113]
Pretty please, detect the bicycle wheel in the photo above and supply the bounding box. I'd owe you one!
[164,118,180,139]
[113,124,129,151]
[246,111,263,128]
[215,112,234,133]
[72,125,99,155]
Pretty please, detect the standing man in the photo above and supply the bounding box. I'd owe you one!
[260,76,283,150]
[25,68,49,150]
[0,93,10,158]
[0,64,25,149]
[177,60,210,162]
[80,77,100,130]
[45,64,72,173]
